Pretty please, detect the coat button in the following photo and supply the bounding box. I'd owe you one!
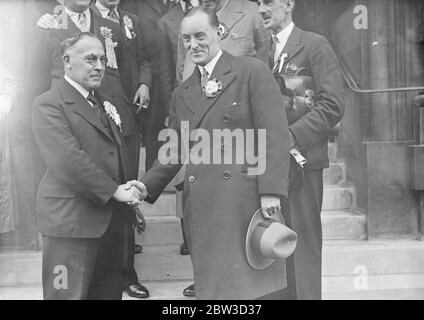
[223,115,231,123]
[188,175,196,183]
[223,171,231,180]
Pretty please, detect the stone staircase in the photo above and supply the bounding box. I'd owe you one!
[3,143,424,300]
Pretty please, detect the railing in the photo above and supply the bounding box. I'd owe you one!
[338,54,424,94]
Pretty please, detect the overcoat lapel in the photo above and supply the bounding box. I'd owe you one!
[190,52,236,129]
[281,26,305,65]
[181,67,202,115]
[145,0,163,15]
[218,0,245,33]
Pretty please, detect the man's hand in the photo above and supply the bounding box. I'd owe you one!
[112,184,142,206]
[133,84,150,113]
[125,180,149,201]
[0,96,13,120]
[37,13,59,30]
[134,206,146,234]
[260,195,282,219]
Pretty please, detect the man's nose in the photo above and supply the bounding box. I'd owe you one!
[190,39,199,50]
[94,59,105,71]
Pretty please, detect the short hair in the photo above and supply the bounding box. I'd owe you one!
[60,32,103,57]
[183,6,220,29]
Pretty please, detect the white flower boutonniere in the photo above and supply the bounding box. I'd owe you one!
[203,78,223,98]
[99,26,118,69]
[123,15,137,39]
[218,23,229,40]
[103,101,122,132]
[278,53,289,73]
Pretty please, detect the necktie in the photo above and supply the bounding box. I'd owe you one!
[107,9,120,24]
[268,35,277,68]
[78,13,89,32]
[88,93,111,129]
[200,68,209,92]
[273,50,285,74]
[87,93,100,112]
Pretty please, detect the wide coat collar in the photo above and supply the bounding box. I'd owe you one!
[218,0,246,34]
[180,51,237,129]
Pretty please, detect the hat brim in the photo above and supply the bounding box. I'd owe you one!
[245,209,285,270]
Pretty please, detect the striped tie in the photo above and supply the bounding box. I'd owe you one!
[78,13,89,32]
[200,68,209,92]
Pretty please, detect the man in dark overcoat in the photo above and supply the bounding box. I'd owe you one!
[127,7,292,300]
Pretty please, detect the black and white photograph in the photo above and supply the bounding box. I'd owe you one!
[0,0,424,305]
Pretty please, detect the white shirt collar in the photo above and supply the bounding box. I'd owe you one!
[198,50,223,77]
[180,0,199,12]
[65,6,90,21]
[95,1,120,19]
[64,75,90,100]
[274,21,295,47]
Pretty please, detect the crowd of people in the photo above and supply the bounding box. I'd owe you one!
[1,0,344,300]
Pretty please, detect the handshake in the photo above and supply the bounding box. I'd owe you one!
[112,180,148,207]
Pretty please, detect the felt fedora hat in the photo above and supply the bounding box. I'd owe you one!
[245,209,297,270]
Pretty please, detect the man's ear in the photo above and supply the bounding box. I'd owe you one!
[62,54,71,69]
[287,0,295,11]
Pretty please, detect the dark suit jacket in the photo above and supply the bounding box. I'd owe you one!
[91,5,152,100]
[26,8,138,136]
[121,0,175,126]
[158,4,185,67]
[256,25,345,169]
[32,78,131,238]
[140,52,291,299]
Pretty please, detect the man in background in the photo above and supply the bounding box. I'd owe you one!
[256,0,344,299]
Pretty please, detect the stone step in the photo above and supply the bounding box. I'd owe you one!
[323,161,346,185]
[140,193,177,217]
[2,273,424,300]
[135,245,194,282]
[321,210,366,240]
[0,280,195,300]
[322,184,356,211]
[3,240,424,287]
[141,216,183,246]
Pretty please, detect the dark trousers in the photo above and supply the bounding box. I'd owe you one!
[281,168,324,300]
[123,133,141,286]
[126,225,139,285]
[42,212,126,300]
